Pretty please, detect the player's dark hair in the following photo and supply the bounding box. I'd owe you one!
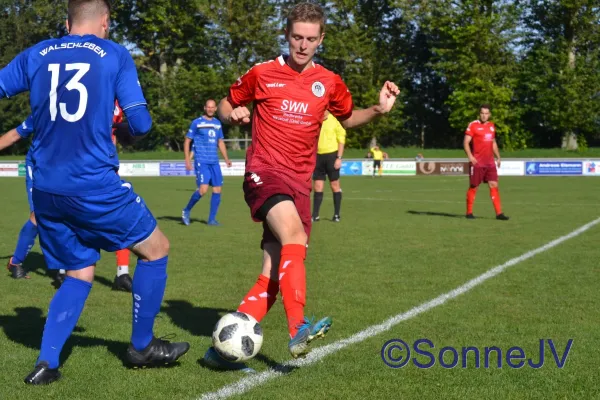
[286,3,326,34]
[479,103,491,112]
[68,0,111,28]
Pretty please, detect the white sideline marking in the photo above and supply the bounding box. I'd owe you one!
[345,197,598,207]
[197,217,600,400]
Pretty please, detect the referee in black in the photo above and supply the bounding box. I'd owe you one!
[312,110,346,222]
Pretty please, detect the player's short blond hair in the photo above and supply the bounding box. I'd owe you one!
[286,3,326,34]
[68,0,110,27]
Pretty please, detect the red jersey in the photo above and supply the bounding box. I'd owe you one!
[228,55,354,195]
[465,120,496,165]
[111,101,123,143]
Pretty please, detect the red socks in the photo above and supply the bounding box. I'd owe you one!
[490,187,502,215]
[467,187,502,215]
[466,187,477,215]
[116,249,130,267]
[237,244,308,338]
[237,274,279,322]
[278,244,307,338]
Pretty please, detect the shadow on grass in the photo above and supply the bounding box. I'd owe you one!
[407,210,474,219]
[0,307,129,367]
[157,216,207,225]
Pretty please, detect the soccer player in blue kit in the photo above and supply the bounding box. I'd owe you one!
[2,106,135,290]
[182,99,232,226]
[0,0,189,384]
[0,116,36,279]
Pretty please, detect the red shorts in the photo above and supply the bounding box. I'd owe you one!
[243,170,311,249]
[469,163,498,186]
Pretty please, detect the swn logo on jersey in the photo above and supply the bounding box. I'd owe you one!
[281,100,309,114]
[484,133,493,141]
[266,82,286,88]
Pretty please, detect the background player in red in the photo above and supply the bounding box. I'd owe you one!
[463,104,509,220]
[207,2,399,366]
[110,101,134,291]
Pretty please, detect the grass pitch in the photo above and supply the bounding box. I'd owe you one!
[0,175,598,399]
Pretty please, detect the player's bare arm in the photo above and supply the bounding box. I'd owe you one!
[334,142,344,170]
[0,128,21,151]
[463,135,477,165]
[493,139,501,168]
[184,137,193,171]
[218,139,232,167]
[218,97,250,125]
[340,81,400,129]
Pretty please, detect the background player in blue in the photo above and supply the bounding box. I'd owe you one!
[0,0,189,385]
[0,117,36,279]
[182,99,232,226]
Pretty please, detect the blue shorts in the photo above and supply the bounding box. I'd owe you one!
[25,162,34,213]
[32,182,157,271]
[195,162,223,187]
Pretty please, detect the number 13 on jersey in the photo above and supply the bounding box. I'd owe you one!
[48,63,90,122]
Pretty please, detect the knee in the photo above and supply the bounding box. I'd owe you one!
[199,187,208,196]
[330,181,340,191]
[275,223,308,246]
[212,186,222,194]
[67,265,95,283]
[148,230,170,260]
[488,181,498,189]
[288,228,308,245]
[159,235,170,257]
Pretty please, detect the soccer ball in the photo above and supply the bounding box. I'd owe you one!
[212,312,264,362]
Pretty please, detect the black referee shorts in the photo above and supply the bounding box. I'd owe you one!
[313,151,340,181]
[373,160,382,168]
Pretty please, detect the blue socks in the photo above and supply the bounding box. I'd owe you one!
[131,256,168,351]
[12,220,38,264]
[35,257,169,367]
[38,276,92,369]
[209,193,221,222]
[185,191,202,212]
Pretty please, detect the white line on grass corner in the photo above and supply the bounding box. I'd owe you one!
[197,217,600,400]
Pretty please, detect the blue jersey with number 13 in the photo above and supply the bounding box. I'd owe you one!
[0,34,147,196]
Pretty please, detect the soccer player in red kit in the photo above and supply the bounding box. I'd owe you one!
[205,2,399,367]
[463,104,509,220]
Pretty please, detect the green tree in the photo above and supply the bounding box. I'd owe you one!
[111,0,218,150]
[0,0,67,155]
[317,0,404,148]
[111,0,282,151]
[428,0,526,149]
[393,0,453,148]
[518,0,600,149]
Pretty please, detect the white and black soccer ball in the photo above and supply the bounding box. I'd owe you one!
[212,312,264,362]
